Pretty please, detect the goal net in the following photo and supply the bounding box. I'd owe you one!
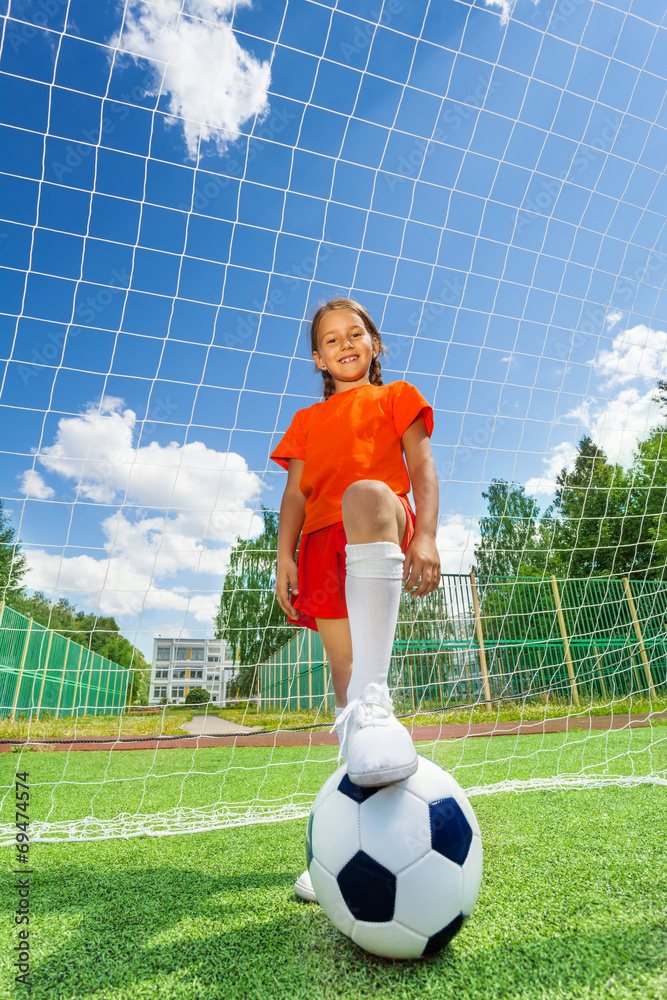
[1,0,666,843]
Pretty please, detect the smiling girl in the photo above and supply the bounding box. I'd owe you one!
[270,297,440,899]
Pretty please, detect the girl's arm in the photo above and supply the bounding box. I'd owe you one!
[401,415,441,598]
[275,457,306,619]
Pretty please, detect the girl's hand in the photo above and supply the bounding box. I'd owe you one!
[275,558,301,619]
[402,532,441,598]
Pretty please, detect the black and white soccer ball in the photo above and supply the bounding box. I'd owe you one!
[306,755,482,959]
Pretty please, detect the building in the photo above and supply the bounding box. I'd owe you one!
[148,637,235,706]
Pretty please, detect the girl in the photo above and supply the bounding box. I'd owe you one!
[271,298,440,900]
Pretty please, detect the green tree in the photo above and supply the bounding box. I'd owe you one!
[653,379,667,413]
[545,436,632,577]
[0,499,27,606]
[473,480,545,579]
[625,425,667,577]
[185,686,210,705]
[215,508,298,696]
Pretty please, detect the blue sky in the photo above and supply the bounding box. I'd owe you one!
[1,0,666,657]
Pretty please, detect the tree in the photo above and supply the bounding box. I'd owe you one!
[653,379,667,413]
[546,436,632,577]
[0,500,27,606]
[473,480,545,579]
[185,687,210,705]
[625,426,667,578]
[215,508,298,696]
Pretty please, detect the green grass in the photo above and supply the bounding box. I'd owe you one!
[1,730,666,999]
[0,786,666,999]
[2,693,666,740]
[0,727,665,831]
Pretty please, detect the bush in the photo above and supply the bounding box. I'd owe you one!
[185,687,210,706]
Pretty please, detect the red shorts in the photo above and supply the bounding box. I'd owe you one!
[288,495,416,633]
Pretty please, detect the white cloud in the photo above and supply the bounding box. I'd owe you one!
[525,441,578,497]
[483,0,536,25]
[591,323,667,390]
[112,0,270,158]
[525,323,667,492]
[18,469,55,500]
[574,323,667,466]
[436,515,481,575]
[571,388,662,470]
[606,309,623,329]
[20,398,265,624]
[32,398,263,543]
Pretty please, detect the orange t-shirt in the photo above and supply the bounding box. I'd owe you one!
[270,381,434,535]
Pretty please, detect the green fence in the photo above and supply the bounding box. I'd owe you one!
[256,574,667,713]
[0,604,131,719]
[258,629,330,711]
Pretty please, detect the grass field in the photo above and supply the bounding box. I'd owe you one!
[1,729,666,999]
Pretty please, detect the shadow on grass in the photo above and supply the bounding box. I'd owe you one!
[3,864,666,1000]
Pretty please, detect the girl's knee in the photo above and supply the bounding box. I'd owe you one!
[342,480,403,542]
[342,480,392,507]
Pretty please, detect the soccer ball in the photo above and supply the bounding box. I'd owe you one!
[306,755,482,959]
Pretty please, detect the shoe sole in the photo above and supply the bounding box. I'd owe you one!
[294,879,318,903]
[347,754,418,788]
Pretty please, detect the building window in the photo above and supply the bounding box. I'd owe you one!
[207,674,214,681]
[156,646,170,661]
[171,686,185,699]
[174,648,188,660]
[154,669,168,679]
[190,670,203,680]
[208,655,219,662]
[190,647,204,661]
[173,669,186,680]
[154,686,166,699]
[212,695,217,701]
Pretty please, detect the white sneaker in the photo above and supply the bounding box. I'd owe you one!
[336,682,417,787]
[294,868,318,903]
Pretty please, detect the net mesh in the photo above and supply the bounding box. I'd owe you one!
[1,0,666,842]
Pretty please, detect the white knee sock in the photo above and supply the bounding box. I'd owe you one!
[344,541,404,705]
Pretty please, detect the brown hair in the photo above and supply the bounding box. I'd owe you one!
[309,297,388,400]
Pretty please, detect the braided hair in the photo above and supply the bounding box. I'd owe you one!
[309,298,388,400]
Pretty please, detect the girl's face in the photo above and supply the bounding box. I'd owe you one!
[313,309,378,392]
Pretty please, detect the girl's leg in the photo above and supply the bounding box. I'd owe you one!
[342,480,407,705]
[314,617,352,707]
[339,480,417,786]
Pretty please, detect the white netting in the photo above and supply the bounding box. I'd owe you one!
[0,0,666,842]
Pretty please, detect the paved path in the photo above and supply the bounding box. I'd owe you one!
[179,714,263,736]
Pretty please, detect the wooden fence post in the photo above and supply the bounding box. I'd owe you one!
[83,650,94,715]
[308,630,313,710]
[622,577,656,700]
[296,640,301,711]
[72,645,84,716]
[593,644,608,700]
[469,572,492,711]
[9,618,33,723]
[550,576,580,706]
[98,656,112,715]
[55,637,71,718]
[35,628,54,720]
